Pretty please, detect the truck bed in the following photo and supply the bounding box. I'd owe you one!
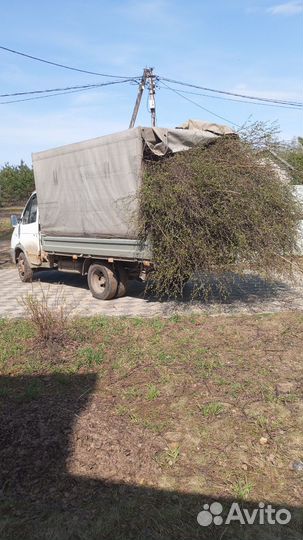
[41,235,151,261]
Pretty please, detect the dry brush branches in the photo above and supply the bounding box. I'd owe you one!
[139,136,302,298]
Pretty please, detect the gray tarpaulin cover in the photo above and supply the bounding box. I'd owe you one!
[32,121,233,239]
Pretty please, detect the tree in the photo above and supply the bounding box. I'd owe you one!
[0,161,34,206]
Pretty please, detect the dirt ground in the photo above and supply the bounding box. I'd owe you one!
[0,313,302,539]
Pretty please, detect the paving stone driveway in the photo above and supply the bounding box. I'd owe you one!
[1,265,303,318]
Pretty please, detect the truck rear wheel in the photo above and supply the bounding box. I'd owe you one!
[115,266,128,298]
[17,252,33,283]
[87,263,118,300]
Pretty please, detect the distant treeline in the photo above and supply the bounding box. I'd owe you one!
[0,162,34,207]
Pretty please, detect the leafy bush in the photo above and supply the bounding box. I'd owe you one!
[0,161,34,206]
[140,136,302,298]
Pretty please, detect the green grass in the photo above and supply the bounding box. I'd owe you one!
[142,419,167,434]
[195,356,221,377]
[76,345,104,368]
[198,402,224,417]
[123,386,140,399]
[146,384,160,400]
[233,478,254,500]
[255,415,269,429]
[157,351,175,364]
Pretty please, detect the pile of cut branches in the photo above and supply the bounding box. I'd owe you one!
[139,135,302,298]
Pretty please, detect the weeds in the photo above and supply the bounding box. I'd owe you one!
[146,384,160,400]
[155,446,181,468]
[233,478,254,500]
[255,415,269,429]
[115,405,129,416]
[195,356,221,377]
[142,419,167,434]
[21,284,71,344]
[198,402,224,417]
[76,345,104,368]
[123,386,140,399]
[165,446,180,466]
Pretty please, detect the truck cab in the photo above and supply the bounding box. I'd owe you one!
[10,191,41,281]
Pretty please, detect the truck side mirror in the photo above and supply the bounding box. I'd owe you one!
[10,215,19,227]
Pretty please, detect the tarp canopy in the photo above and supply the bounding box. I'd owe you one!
[32,121,234,239]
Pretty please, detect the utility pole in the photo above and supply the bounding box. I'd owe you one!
[129,69,147,128]
[129,67,156,128]
[147,67,156,127]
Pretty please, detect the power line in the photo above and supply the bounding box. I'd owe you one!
[2,44,301,108]
[0,87,99,105]
[0,79,138,98]
[159,80,241,127]
[0,45,139,79]
[0,79,135,105]
[159,76,303,107]
[160,85,302,111]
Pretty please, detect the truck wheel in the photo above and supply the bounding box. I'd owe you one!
[17,252,33,283]
[115,266,128,298]
[87,263,118,300]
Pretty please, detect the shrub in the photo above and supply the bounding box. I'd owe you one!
[22,285,70,344]
[139,136,302,298]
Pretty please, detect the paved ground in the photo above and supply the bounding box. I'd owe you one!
[1,265,303,318]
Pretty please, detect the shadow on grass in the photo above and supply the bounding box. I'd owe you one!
[0,374,302,540]
[32,269,290,307]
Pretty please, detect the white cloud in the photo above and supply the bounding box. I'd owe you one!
[267,1,303,15]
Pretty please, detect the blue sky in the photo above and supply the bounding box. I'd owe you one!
[0,0,302,164]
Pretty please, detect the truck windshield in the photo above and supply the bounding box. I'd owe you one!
[23,194,37,224]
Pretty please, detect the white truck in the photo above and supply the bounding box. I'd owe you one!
[10,122,233,299]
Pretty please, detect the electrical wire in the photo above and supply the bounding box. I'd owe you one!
[0,78,138,98]
[1,44,301,116]
[159,80,241,127]
[0,79,136,105]
[159,76,303,108]
[160,85,302,111]
[0,45,139,79]
[1,43,301,108]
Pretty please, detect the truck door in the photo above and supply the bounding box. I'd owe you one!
[19,193,41,265]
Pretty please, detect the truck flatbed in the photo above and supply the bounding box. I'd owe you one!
[41,235,151,261]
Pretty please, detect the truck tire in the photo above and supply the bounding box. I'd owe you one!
[17,251,34,283]
[17,252,33,283]
[87,263,118,300]
[115,266,128,298]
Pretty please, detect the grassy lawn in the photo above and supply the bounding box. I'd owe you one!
[0,312,302,539]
